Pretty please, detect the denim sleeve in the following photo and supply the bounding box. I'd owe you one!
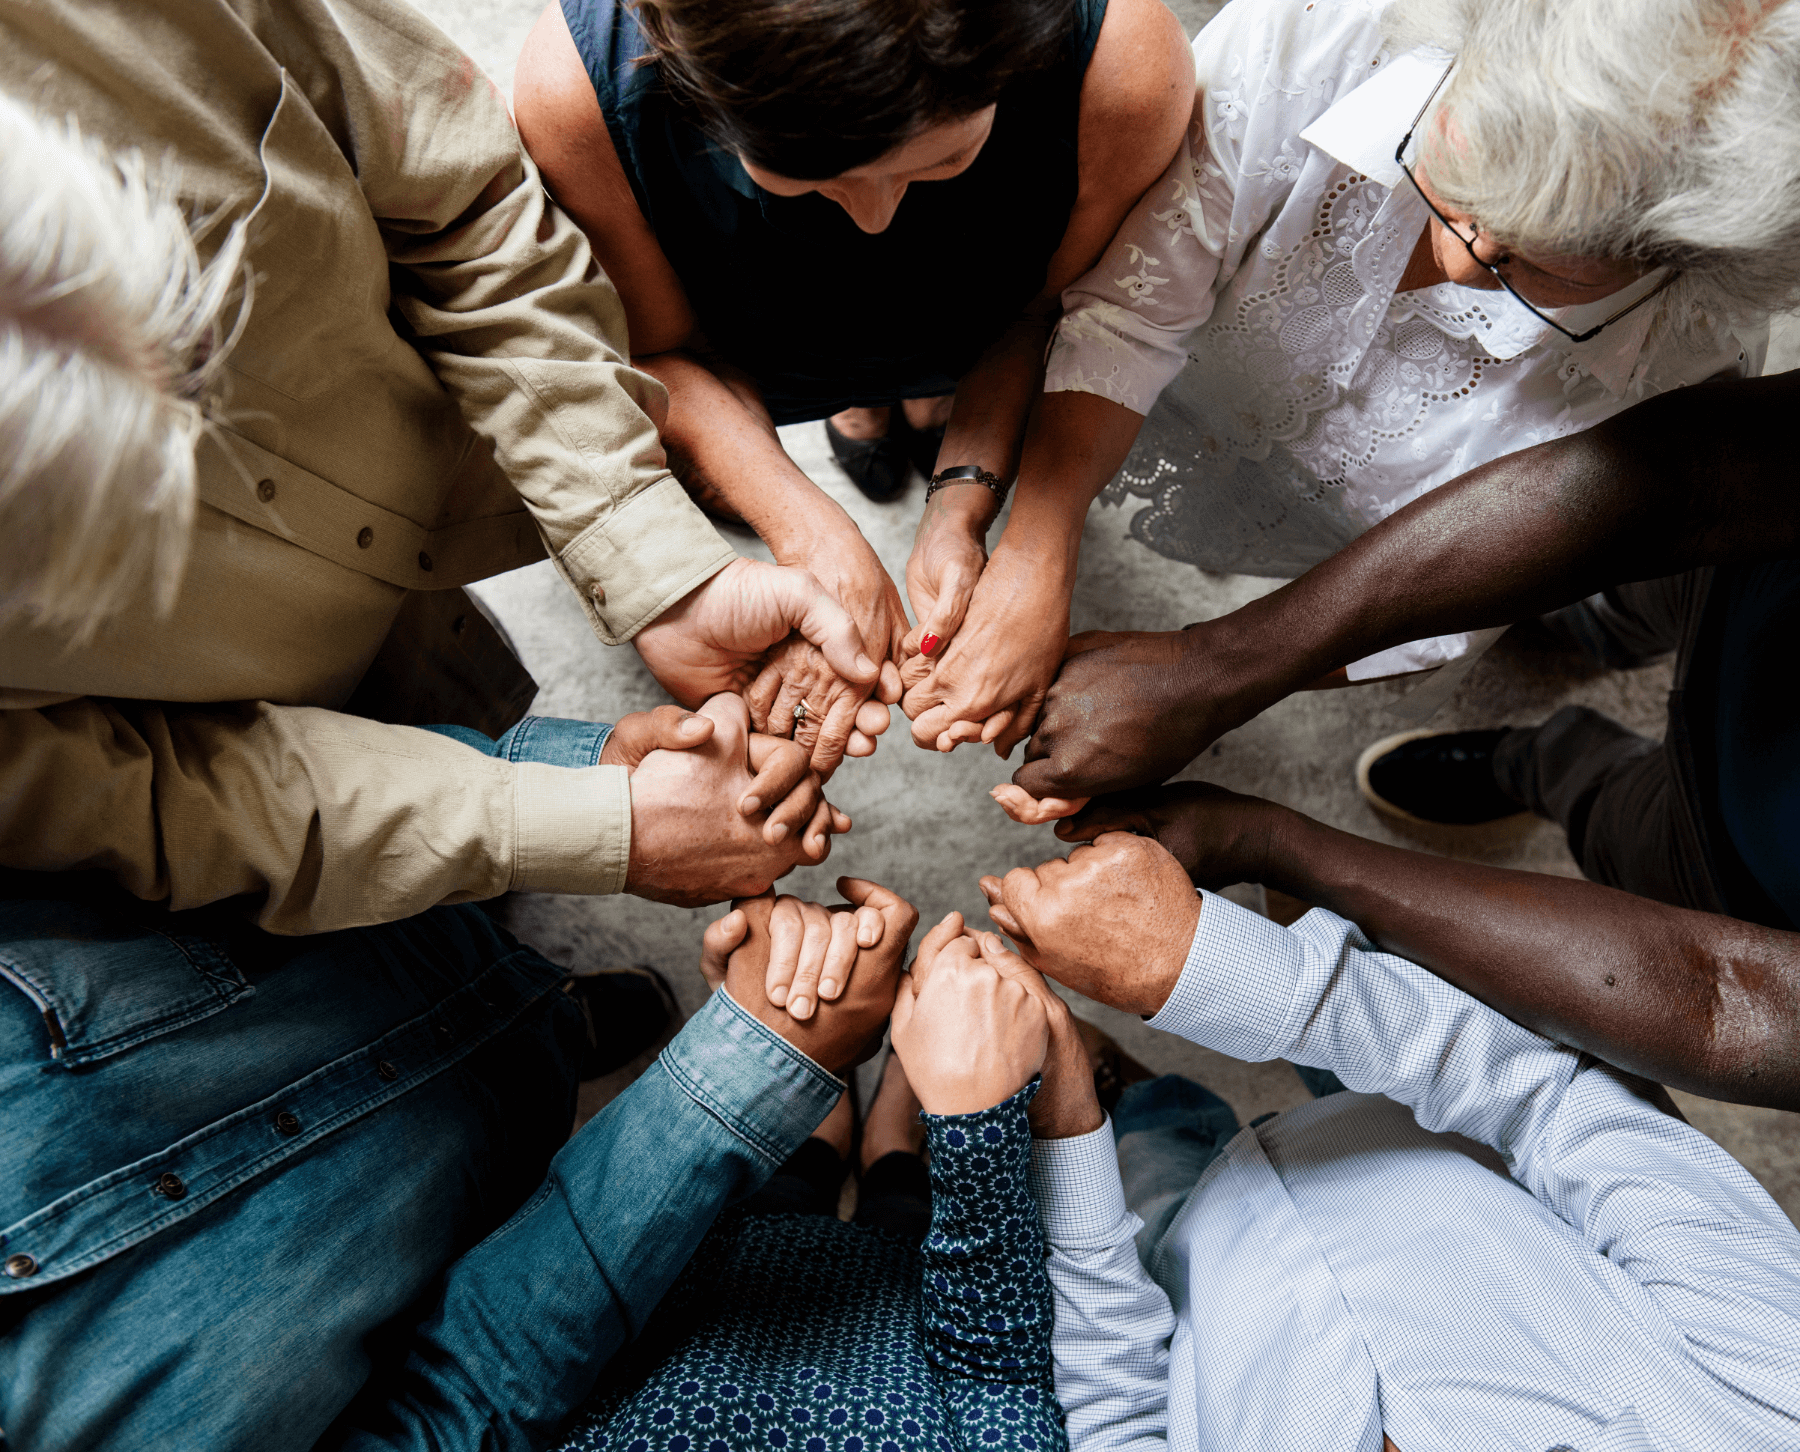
[919,1082,1069,1452]
[324,988,841,1452]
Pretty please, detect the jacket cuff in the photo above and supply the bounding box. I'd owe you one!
[1145,890,1307,1064]
[1029,1118,1135,1246]
[558,476,738,644]
[660,987,844,1169]
[509,761,631,896]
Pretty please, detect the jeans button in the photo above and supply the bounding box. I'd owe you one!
[376,1059,399,1082]
[274,1110,301,1137]
[4,1253,38,1279]
[153,1171,187,1200]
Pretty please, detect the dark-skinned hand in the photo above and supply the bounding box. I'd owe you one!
[706,878,919,1074]
[978,832,1201,1018]
[1050,782,1286,891]
[1012,624,1266,805]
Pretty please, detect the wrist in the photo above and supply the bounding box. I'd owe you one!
[1255,803,1321,899]
[1177,600,1332,720]
[921,480,1002,538]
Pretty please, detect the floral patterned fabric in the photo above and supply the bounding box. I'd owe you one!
[1046,0,1762,678]
[554,1084,1065,1452]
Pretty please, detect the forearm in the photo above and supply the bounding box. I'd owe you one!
[1190,373,1800,703]
[327,988,843,1451]
[636,349,861,559]
[1260,806,1800,1109]
[994,390,1146,583]
[0,700,630,934]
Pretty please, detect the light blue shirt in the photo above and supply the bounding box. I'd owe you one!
[1029,893,1800,1452]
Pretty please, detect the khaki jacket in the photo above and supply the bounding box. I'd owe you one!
[0,0,737,931]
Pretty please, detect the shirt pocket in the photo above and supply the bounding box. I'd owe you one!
[0,897,252,1068]
[224,72,393,401]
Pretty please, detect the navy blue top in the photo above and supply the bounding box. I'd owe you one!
[561,0,1109,424]
[554,1083,1067,1452]
[1695,559,1800,929]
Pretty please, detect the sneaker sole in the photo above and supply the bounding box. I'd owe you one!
[1355,729,1533,830]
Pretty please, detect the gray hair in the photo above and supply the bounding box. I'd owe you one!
[0,90,247,642]
[1384,0,1800,326]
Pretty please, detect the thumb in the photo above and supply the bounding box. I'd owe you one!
[699,908,747,989]
[770,565,880,686]
[601,704,716,769]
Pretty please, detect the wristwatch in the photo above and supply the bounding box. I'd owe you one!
[925,464,1012,506]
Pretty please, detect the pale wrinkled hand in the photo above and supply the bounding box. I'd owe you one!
[900,543,1071,756]
[977,832,1201,1017]
[890,912,1049,1115]
[745,531,907,773]
[625,693,850,907]
[634,556,881,718]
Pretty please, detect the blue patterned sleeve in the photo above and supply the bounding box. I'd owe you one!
[919,1081,1069,1452]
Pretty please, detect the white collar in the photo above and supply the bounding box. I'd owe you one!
[1298,46,1451,189]
[1301,47,1673,393]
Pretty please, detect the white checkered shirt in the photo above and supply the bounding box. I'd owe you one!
[1028,892,1800,1452]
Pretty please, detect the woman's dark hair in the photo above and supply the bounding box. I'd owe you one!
[634,0,1077,180]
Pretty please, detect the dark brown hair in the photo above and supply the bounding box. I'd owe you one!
[634,0,1076,180]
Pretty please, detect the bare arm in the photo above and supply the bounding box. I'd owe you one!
[1060,783,1800,1110]
[1018,371,1800,800]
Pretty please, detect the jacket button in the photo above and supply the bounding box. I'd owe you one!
[256,478,276,503]
[376,1059,399,1082]
[356,526,374,549]
[418,551,433,572]
[4,1253,37,1279]
[274,1110,301,1137]
[589,582,606,605]
[153,1171,187,1200]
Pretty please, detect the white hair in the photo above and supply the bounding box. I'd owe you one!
[1383,0,1800,326]
[0,90,247,641]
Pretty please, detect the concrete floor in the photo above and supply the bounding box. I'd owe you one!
[416,0,1799,1221]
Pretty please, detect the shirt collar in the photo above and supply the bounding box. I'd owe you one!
[1301,47,1672,393]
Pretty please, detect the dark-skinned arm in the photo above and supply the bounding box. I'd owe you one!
[1059,784,1800,1110]
[1017,371,1800,800]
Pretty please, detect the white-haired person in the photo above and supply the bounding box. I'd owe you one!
[898,0,1796,752]
[0,0,919,1441]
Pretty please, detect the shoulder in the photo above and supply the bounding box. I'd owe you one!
[1079,0,1195,141]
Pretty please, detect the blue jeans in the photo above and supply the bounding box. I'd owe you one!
[421,715,613,769]
[1,717,841,1452]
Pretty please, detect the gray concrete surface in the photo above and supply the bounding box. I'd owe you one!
[416,0,1799,1220]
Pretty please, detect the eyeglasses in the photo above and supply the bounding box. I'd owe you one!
[1394,64,1672,344]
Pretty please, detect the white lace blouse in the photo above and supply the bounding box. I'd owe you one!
[1046,0,1764,678]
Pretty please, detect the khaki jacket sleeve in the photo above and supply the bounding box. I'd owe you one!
[0,702,630,934]
[284,0,736,644]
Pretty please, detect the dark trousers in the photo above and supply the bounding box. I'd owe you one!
[1493,571,1725,912]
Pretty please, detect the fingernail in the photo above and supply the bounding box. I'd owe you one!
[854,653,877,676]
[859,926,877,946]
[770,984,787,1004]
[741,796,762,816]
[769,823,789,842]
[920,632,941,657]
[819,979,837,997]
[790,996,810,1018]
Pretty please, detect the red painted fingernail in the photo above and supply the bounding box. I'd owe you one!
[920,633,941,656]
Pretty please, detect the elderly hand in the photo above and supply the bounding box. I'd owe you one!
[626,693,850,906]
[890,912,1049,1115]
[635,557,898,775]
[705,878,919,1074]
[1012,623,1269,804]
[899,540,1074,756]
[1050,782,1286,890]
[744,531,907,775]
[900,485,994,672]
[978,833,1201,1017]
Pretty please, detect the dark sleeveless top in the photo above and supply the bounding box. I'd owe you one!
[562,0,1110,424]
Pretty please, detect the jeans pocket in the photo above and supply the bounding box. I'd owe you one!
[0,897,251,1067]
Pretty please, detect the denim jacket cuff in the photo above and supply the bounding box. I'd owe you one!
[658,988,844,1171]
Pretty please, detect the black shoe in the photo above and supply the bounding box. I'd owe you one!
[905,420,946,482]
[1356,728,1527,826]
[564,966,678,1079]
[825,415,911,502]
